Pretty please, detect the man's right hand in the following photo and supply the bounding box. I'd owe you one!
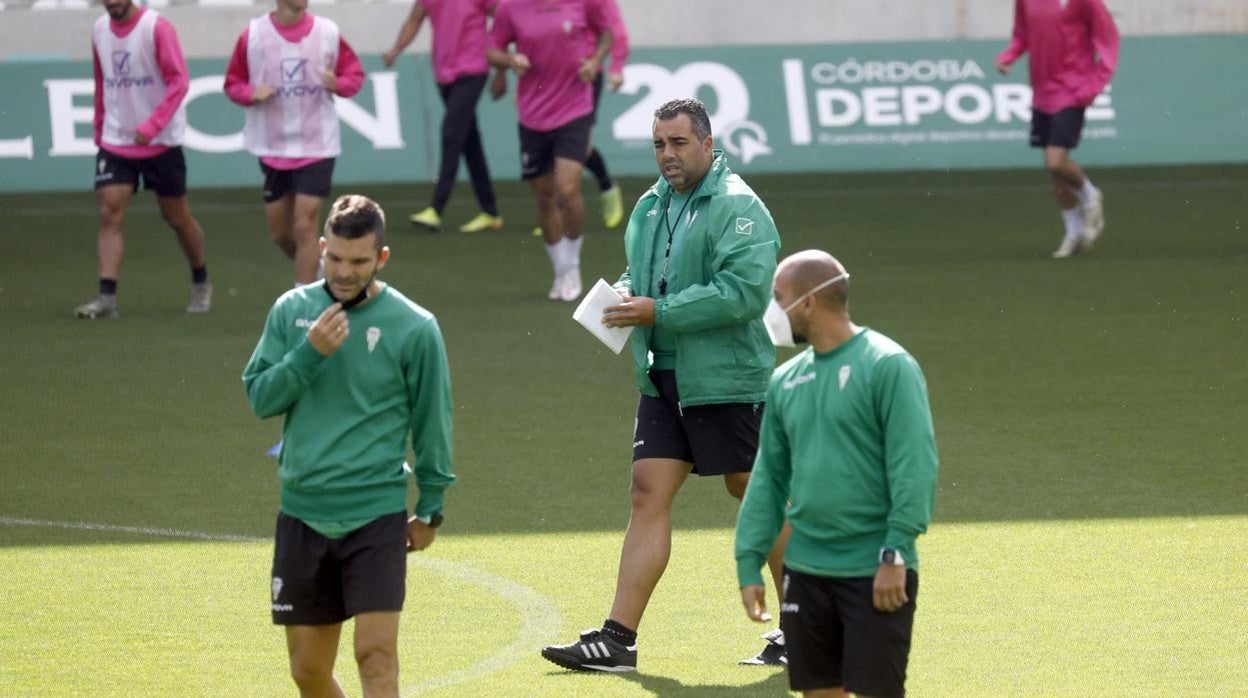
[252,85,275,103]
[382,49,399,68]
[510,53,531,77]
[307,302,349,356]
[995,60,1011,76]
[740,584,772,623]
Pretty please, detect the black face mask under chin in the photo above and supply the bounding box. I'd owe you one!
[324,279,371,310]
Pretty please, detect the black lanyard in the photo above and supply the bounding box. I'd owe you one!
[658,182,700,295]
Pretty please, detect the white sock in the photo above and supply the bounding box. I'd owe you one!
[546,239,566,274]
[566,236,583,269]
[1060,207,1084,239]
[1076,176,1098,205]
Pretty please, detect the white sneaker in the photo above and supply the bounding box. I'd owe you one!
[547,273,562,300]
[187,282,213,314]
[1052,235,1082,259]
[559,266,582,302]
[74,295,118,319]
[1082,186,1105,247]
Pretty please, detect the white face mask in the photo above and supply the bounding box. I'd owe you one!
[763,272,850,347]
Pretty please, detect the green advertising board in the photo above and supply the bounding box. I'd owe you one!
[0,35,1244,193]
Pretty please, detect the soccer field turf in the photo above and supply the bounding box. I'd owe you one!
[1,164,1245,695]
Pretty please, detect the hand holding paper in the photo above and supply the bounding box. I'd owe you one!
[573,279,634,354]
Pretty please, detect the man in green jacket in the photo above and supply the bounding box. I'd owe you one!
[541,98,784,672]
[736,249,938,698]
[242,194,455,696]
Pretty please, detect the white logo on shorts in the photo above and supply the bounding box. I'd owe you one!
[272,576,283,601]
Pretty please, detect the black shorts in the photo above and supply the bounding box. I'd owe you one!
[93,146,187,198]
[1029,107,1086,150]
[518,113,593,179]
[632,369,762,476]
[270,510,408,626]
[260,158,335,203]
[781,567,919,698]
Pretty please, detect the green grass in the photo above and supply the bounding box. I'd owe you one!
[1,164,1246,695]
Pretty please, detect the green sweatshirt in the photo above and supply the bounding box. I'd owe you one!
[242,282,454,536]
[735,329,938,586]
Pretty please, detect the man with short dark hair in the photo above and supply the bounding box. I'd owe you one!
[76,0,211,319]
[736,249,939,698]
[996,0,1119,258]
[540,98,786,672]
[243,194,454,695]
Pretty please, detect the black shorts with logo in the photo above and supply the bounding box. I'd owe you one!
[270,510,408,626]
[1030,107,1086,150]
[781,566,919,698]
[259,158,335,203]
[94,146,187,198]
[632,369,763,476]
[518,113,593,179]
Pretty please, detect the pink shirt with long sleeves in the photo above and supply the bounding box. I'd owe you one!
[489,0,610,132]
[92,8,188,159]
[997,0,1119,113]
[223,12,365,170]
[419,0,494,85]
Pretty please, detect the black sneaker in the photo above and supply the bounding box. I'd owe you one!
[739,628,787,666]
[541,629,637,673]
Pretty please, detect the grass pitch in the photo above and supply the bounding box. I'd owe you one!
[1,164,1245,695]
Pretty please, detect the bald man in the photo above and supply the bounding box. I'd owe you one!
[734,250,939,698]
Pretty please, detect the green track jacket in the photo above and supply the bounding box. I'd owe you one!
[616,151,781,406]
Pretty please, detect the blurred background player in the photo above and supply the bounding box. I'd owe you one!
[76,0,211,319]
[533,0,628,237]
[383,0,505,234]
[224,0,364,286]
[488,0,612,302]
[996,0,1119,258]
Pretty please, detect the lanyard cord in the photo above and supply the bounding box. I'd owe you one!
[658,180,701,295]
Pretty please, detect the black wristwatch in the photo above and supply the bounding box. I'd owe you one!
[414,511,444,528]
[879,547,905,566]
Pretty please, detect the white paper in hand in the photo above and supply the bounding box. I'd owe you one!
[572,278,633,354]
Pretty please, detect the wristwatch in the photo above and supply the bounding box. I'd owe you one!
[414,511,444,528]
[879,547,905,566]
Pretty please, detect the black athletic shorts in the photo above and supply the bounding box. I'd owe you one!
[781,567,919,698]
[1030,107,1086,150]
[270,510,408,626]
[632,369,763,476]
[518,113,593,179]
[93,146,187,198]
[260,158,335,203]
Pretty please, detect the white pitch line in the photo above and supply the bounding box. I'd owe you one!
[0,516,561,696]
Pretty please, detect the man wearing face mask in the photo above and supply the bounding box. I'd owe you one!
[735,250,939,698]
[540,98,783,672]
[243,194,454,695]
